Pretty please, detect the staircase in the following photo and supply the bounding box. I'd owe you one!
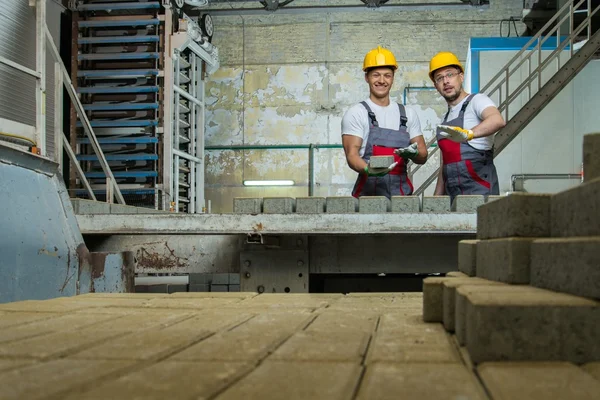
[411,0,600,196]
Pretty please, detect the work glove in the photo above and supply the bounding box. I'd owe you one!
[437,125,474,142]
[363,162,398,177]
[394,142,419,160]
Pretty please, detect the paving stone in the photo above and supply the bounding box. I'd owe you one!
[326,196,357,213]
[446,271,468,277]
[166,311,250,333]
[359,196,390,213]
[451,195,485,212]
[0,359,36,373]
[148,284,169,293]
[295,197,326,213]
[0,300,90,313]
[263,197,295,214]
[551,178,600,237]
[0,359,136,400]
[230,310,315,334]
[271,330,370,362]
[366,329,460,364]
[531,237,600,299]
[369,155,395,169]
[306,311,378,334]
[583,132,600,182]
[189,283,209,292]
[442,278,503,332]
[95,310,191,332]
[189,273,209,284]
[422,196,451,212]
[356,363,487,400]
[212,273,230,285]
[0,311,56,330]
[167,284,188,293]
[476,237,535,284]
[465,290,600,364]
[485,195,504,203]
[143,297,241,309]
[583,362,600,381]
[217,361,362,400]
[458,239,479,276]
[390,196,420,212]
[211,284,229,292]
[477,193,551,239]
[478,362,600,400]
[233,197,262,214]
[422,277,447,322]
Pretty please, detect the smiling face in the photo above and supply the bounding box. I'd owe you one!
[365,67,395,101]
[433,66,464,103]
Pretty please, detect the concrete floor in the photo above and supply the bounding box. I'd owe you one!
[0,293,598,400]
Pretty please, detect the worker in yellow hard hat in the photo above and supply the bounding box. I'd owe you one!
[429,51,506,200]
[342,46,428,198]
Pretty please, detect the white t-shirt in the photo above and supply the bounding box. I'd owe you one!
[443,93,497,151]
[341,98,423,157]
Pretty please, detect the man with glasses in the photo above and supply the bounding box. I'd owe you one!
[429,51,506,200]
[342,46,428,198]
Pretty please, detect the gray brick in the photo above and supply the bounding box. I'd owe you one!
[476,238,535,284]
[229,273,241,285]
[458,240,479,276]
[229,284,241,292]
[326,197,358,213]
[263,197,295,214]
[465,290,600,364]
[212,273,230,285]
[189,284,209,292]
[551,178,600,237]
[211,285,229,292]
[485,195,504,203]
[148,284,168,293]
[390,196,420,212]
[233,198,262,214]
[442,278,502,332]
[531,237,600,299]
[369,155,395,169]
[422,196,451,213]
[295,197,325,214]
[422,277,446,322]
[167,284,188,294]
[71,199,110,215]
[189,273,208,284]
[446,271,468,278]
[583,133,600,182]
[359,196,389,213]
[110,204,139,214]
[451,195,485,212]
[477,193,551,239]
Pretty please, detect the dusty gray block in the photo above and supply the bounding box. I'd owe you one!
[110,204,139,214]
[211,273,230,285]
[455,285,540,346]
[369,155,395,169]
[359,196,390,213]
[531,237,600,299]
[477,193,551,239]
[458,240,479,276]
[167,284,188,294]
[485,195,503,203]
[422,277,446,322]
[233,197,262,214]
[263,197,295,214]
[451,195,485,212]
[295,197,325,214]
[189,273,208,284]
[551,178,600,237]
[189,284,209,292]
[229,273,241,285]
[148,284,169,293]
[465,290,600,364]
[390,196,420,212]
[229,284,240,292]
[211,284,228,292]
[71,199,110,215]
[583,133,600,182]
[476,238,535,284]
[326,197,358,213]
[422,196,451,213]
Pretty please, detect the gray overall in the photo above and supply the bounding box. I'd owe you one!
[352,101,413,198]
[436,94,500,199]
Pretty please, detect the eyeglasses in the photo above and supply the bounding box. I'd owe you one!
[434,72,460,84]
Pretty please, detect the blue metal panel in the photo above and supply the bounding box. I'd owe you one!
[76,120,158,127]
[469,36,571,51]
[78,2,161,11]
[78,69,159,78]
[471,50,481,93]
[77,154,158,161]
[78,52,160,61]
[85,171,159,178]
[78,137,159,144]
[78,35,159,44]
[78,19,160,28]
[83,103,159,111]
[77,86,159,94]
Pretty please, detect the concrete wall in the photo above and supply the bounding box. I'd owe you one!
[203,0,526,212]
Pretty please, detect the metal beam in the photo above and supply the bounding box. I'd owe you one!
[76,213,477,235]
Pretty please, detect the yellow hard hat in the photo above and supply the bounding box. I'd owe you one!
[363,46,398,71]
[429,51,463,81]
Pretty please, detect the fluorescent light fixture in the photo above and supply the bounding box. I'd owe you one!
[243,180,295,186]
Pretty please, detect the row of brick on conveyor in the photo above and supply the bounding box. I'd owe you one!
[420,134,600,397]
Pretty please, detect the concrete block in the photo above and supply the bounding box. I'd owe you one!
[465,290,600,364]
[422,277,446,322]
[270,331,370,362]
[295,197,325,214]
[110,204,139,214]
[148,284,168,293]
[211,284,229,292]
[422,196,451,213]
[189,284,209,292]
[458,239,479,276]
[263,197,295,214]
[446,271,468,278]
[229,284,240,292]
[359,196,390,213]
[71,199,110,215]
[451,195,485,212]
[551,178,600,237]
[531,237,600,299]
[369,155,395,169]
[167,284,188,294]
[442,278,503,332]
[485,195,503,203]
[476,237,535,284]
[188,273,208,284]
[477,193,551,239]
[229,273,240,285]
[134,285,149,293]
[233,197,262,214]
[367,329,461,364]
[583,362,600,381]
[211,273,230,285]
[583,132,600,182]
[390,196,420,212]
[326,197,357,213]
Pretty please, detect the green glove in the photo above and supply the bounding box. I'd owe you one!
[394,142,418,159]
[363,161,398,177]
